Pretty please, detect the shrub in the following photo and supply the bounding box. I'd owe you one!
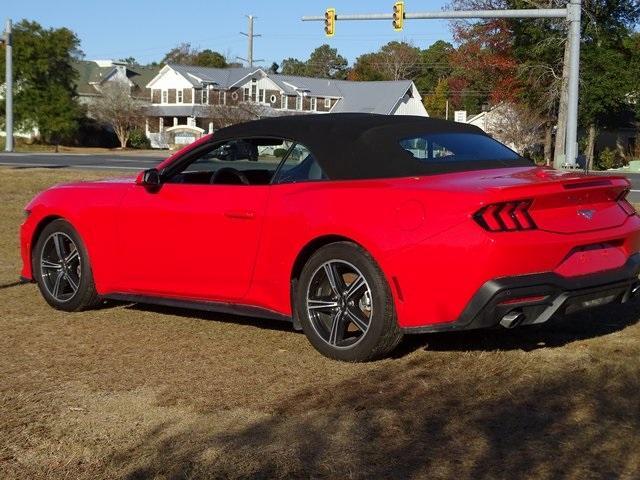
[273,148,288,158]
[128,129,151,149]
[597,147,622,170]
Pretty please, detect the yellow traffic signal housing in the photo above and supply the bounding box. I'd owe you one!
[325,8,336,37]
[393,1,404,31]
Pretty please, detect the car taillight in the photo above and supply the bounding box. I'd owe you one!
[473,200,537,232]
[616,189,636,216]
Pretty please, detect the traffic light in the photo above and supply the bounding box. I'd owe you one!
[392,1,404,31]
[325,8,336,37]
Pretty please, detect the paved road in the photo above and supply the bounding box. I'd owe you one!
[2,152,640,202]
[0,152,167,172]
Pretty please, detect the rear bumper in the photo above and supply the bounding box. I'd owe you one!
[402,253,640,334]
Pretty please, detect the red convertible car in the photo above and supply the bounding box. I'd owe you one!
[20,114,640,361]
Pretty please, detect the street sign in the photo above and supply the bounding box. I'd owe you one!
[454,111,467,123]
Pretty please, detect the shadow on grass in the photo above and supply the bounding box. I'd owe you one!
[0,280,28,290]
[122,302,298,333]
[109,346,640,480]
[123,299,640,357]
[416,300,640,354]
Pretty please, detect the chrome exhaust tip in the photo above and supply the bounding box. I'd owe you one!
[500,310,526,329]
[631,284,640,297]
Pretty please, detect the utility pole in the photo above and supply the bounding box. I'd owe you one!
[238,15,263,68]
[303,2,582,169]
[3,19,13,152]
[562,0,582,170]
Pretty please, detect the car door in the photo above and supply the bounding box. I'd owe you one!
[115,137,289,302]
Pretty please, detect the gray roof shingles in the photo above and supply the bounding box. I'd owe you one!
[161,64,415,115]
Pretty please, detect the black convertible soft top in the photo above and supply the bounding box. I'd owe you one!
[212,113,531,180]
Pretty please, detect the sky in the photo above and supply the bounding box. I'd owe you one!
[4,0,454,66]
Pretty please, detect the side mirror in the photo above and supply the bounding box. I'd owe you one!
[136,168,161,187]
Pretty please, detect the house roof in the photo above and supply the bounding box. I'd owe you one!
[155,64,419,115]
[72,60,160,97]
[166,64,260,88]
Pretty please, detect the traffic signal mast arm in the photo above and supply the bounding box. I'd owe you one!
[302,1,582,169]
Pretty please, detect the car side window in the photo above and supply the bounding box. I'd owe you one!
[273,143,327,184]
[165,138,293,186]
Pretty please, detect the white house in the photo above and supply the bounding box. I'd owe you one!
[144,64,428,148]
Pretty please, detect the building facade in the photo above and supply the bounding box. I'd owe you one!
[145,64,428,148]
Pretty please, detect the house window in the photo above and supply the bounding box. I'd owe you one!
[324,98,331,109]
[280,94,286,108]
[296,95,302,110]
[251,84,257,102]
[161,90,168,103]
[177,90,183,103]
[202,88,208,104]
[258,89,265,103]
[310,98,317,111]
[243,88,250,101]
[270,94,278,104]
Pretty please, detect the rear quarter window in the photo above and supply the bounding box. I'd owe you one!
[399,133,521,163]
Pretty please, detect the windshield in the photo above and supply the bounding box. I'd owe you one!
[399,133,521,163]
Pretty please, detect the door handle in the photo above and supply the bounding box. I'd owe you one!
[224,210,256,220]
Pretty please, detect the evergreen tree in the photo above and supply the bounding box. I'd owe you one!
[0,20,82,146]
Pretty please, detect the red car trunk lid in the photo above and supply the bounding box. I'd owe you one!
[480,168,631,234]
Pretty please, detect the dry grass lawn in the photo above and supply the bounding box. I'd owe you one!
[0,167,639,480]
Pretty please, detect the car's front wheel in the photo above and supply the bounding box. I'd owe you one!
[32,219,100,312]
[295,242,403,361]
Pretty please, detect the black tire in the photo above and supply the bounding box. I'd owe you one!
[295,241,403,361]
[32,219,100,312]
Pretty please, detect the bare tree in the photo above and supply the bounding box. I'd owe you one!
[90,82,146,149]
[486,103,546,155]
[377,42,422,81]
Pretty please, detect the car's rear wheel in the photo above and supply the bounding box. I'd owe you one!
[32,219,100,311]
[295,242,403,361]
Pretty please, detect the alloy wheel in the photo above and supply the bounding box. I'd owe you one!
[39,232,81,302]
[306,260,373,349]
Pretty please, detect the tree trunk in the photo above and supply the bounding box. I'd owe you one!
[544,120,553,166]
[585,123,597,171]
[616,135,627,163]
[115,126,128,149]
[554,39,571,168]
